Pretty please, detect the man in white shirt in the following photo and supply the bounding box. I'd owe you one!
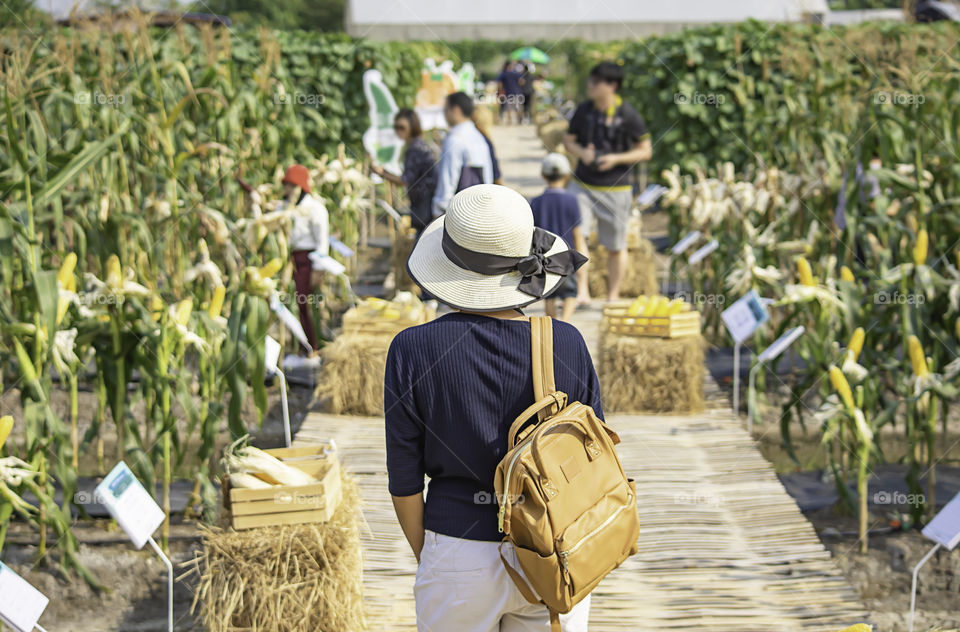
[282,164,328,353]
[431,92,494,218]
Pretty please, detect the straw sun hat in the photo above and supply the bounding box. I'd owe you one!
[407,184,586,312]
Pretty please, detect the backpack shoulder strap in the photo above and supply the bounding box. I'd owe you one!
[530,316,558,421]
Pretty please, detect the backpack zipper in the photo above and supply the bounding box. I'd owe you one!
[558,492,633,576]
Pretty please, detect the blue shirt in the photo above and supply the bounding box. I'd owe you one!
[497,70,523,96]
[384,313,604,542]
[530,187,582,249]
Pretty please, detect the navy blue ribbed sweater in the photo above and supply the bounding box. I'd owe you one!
[384,312,604,542]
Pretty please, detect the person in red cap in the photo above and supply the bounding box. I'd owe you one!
[282,164,329,355]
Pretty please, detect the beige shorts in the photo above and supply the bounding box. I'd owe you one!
[414,530,591,632]
[569,181,633,252]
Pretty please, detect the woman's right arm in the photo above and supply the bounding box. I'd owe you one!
[384,338,427,560]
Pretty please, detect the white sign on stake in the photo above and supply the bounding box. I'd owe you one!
[687,239,718,265]
[94,461,165,550]
[922,491,960,550]
[0,562,49,632]
[671,230,702,255]
[722,290,770,344]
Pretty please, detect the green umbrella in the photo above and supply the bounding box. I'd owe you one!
[509,47,550,64]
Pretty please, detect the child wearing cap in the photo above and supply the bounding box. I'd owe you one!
[530,153,586,321]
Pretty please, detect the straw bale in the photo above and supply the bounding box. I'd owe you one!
[316,333,392,416]
[587,236,658,298]
[187,473,364,632]
[598,333,705,413]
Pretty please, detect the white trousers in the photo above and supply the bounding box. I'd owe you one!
[414,530,591,632]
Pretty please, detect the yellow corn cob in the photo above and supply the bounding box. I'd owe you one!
[258,258,284,278]
[666,298,685,315]
[848,327,865,360]
[648,296,668,316]
[830,366,855,409]
[913,229,928,266]
[797,257,815,287]
[955,317,960,341]
[840,266,854,282]
[208,285,226,320]
[837,625,872,632]
[174,299,193,327]
[0,415,12,452]
[628,296,650,316]
[908,335,929,377]
[58,252,77,292]
[106,254,123,290]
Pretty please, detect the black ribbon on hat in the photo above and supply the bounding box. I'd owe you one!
[441,226,588,298]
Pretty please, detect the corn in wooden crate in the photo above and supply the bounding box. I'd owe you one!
[225,445,342,530]
[603,301,701,339]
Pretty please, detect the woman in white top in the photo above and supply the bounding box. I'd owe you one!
[282,164,329,353]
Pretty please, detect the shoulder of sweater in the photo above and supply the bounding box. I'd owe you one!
[552,318,587,348]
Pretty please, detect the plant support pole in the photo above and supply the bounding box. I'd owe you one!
[733,342,742,418]
[147,536,173,632]
[747,361,763,433]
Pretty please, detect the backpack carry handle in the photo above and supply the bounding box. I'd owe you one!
[508,392,568,447]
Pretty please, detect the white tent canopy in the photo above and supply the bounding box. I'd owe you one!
[345,0,829,41]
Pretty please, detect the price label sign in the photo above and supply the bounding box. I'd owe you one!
[671,230,701,255]
[95,462,165,550]
[722,290,770,344]
[922,492,960,551]
[687,239,718,265]
[0,562,49,632]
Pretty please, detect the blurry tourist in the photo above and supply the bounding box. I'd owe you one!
[530,153,585,321]
[281,164,328,354]
[431,92,494,217]
[371,109,438,236]
[563,61,651,304]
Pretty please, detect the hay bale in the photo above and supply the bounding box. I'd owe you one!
[189,472,364,632]
[598,333,705,413]
[316,333,392,415]
[587,237,659,298]
[537,118,568,153]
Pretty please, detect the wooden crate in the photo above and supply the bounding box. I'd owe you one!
[225,444,342,530]
[602,300,701,339]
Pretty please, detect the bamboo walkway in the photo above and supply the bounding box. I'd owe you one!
[292,124,868,629]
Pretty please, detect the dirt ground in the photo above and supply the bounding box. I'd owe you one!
[810,508,960,632]
[0,377,319,632]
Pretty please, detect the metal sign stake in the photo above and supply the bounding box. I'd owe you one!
[147,536,174,632]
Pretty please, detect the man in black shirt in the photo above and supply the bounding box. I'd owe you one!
[563,61,652,303]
